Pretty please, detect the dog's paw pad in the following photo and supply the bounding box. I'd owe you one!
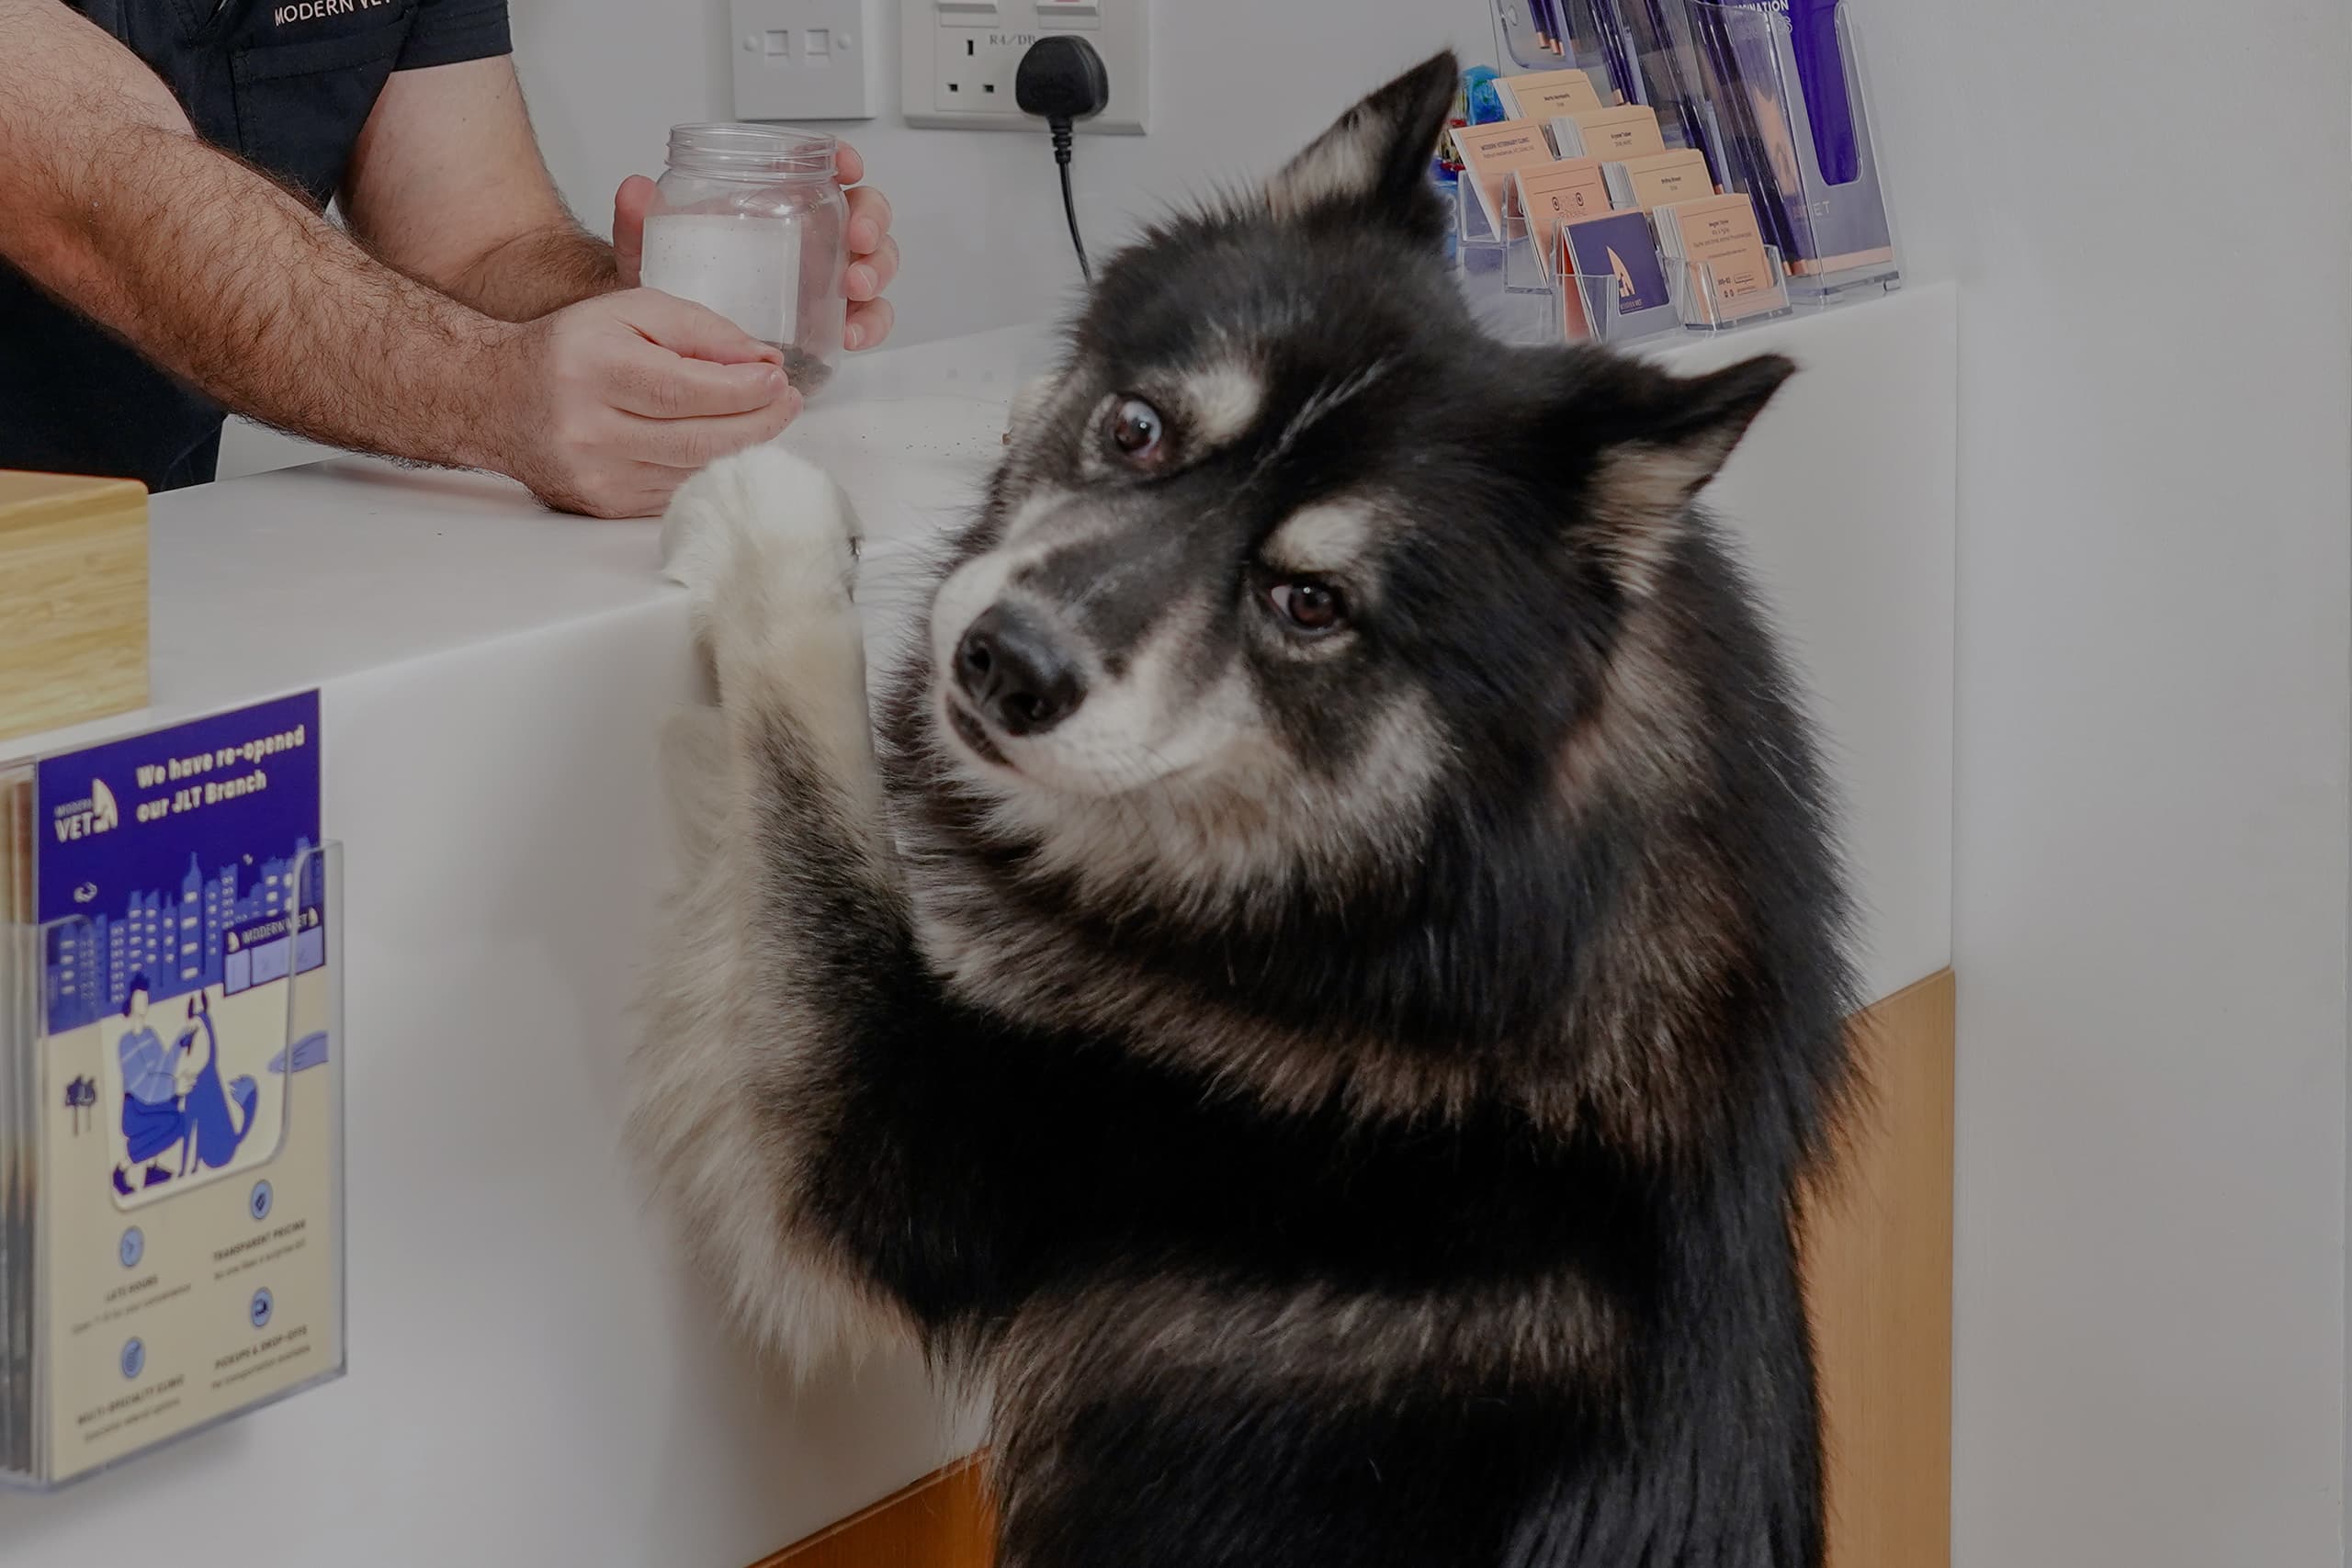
[661,447,862,614]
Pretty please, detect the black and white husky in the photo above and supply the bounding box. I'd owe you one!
[635,50,1856,1568]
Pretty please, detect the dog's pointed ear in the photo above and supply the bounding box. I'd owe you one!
[1564,352,1796,596]
[1266,51,1460,232]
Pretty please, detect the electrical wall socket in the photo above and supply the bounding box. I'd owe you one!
[730,0,882,120]
[900,0,1148,133]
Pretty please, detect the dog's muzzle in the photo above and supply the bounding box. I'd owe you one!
[955,604,1087,737]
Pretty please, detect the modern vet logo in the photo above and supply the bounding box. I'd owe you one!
[271,0,399,28]
[51,778,119,841]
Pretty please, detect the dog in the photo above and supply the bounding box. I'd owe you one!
[634,49,1857,1568]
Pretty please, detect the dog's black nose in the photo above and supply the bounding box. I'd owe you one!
[955,605,1086,737]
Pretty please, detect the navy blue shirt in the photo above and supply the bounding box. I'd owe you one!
[0,0,514,491]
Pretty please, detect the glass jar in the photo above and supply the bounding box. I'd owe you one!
[639,124,849,395]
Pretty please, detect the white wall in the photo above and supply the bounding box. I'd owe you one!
[503,0,1498,343]
[1855,2,2351,1563]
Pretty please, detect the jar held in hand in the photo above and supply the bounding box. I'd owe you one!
[640,124,849,396]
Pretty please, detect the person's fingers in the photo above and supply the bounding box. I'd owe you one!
[627,391,806,469]
[612,175,659,288]
[835,139,865,188]
[845,297,894,352]
[846,235,900,302]
[619,288,784,366]
[845,184,892,255]
[606,343,788,419]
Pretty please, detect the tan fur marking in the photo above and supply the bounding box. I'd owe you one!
[1261,500,1378,576]
[1265,107,1388,216]
[1175,360,1267,449]
[1585,442,1743,600]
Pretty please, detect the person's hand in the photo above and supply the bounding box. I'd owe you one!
[610,139,898,353]
[473,288,802,519]
[836,141,898,352]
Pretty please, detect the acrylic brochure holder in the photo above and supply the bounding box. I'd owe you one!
[1491,0,1718,166]
[1456,178,1661,347]
[1,831,345,1490]
[1463,237,1647,351]
[1667,240,1793,330]
[1678,0,1901,301]
[1490,0,1618,92]
[1454,178,1790,347]
[1475,0,1901,329]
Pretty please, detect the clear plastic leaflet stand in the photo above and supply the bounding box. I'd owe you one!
[1456,179,1679,348]
[0,840,345,1490]
[1678,0,1902,304]
[1492,0,1720,170]
[1664,237,1795,331]
[1498,186,1795,333]
[1455,177,1791,345]
[1490,0,1617,91]
[1474,0,1901,322]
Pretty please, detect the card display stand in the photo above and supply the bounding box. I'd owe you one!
[1457,179,1672,346]
[1679,0,1901,302]
[0,829,345,1491]
[1468,0,1901,337]
[1455,179,1789,345]
[1489,0,1617,86]
[1666,237,1795,331]
[1491,0,1719,167]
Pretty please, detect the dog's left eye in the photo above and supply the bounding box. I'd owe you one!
[1106,398,1167,465]
[1268,578,1346,634]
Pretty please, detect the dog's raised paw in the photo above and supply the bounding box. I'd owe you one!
[661,447,863,618]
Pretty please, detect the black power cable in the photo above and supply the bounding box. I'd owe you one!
[1015,37,1111,286]
[1051,120,1089,283]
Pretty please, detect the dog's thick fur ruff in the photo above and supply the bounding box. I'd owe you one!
[634,51,1857,1568]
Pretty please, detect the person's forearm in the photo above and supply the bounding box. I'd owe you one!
[338,55,626,324]
[0,3,512,468]
[442,220,621,321]
[14,124,511,465]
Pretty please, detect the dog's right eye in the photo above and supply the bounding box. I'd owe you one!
[1106,398,1168,466]
[1268,578,1346,635]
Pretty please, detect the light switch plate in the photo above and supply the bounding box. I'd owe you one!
[730,0,882,120]
[900,0,1148,133]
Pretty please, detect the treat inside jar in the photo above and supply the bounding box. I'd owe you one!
[640,212,835,394]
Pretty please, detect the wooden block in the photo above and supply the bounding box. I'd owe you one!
[750,974,1957,1568]
[1805,968,1957,1568]
[0,470,150,744]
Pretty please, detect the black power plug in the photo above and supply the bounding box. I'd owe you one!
[1014,36,1110,283]
[1014,34,1110,120]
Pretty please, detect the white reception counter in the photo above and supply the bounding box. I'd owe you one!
[0,284,1954,1566]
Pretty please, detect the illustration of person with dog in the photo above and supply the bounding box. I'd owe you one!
[111,974,259,1194]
